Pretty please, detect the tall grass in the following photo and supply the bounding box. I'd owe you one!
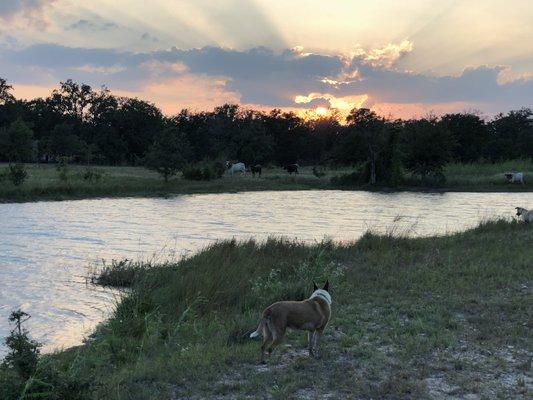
[2,219,531,399]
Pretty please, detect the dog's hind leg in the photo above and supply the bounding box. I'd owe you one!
[260,323,273,364]
[268,335,284,356]
[260,336,273,364]
[266,321,286,356]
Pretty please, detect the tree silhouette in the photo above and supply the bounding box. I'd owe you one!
[0,119,34,162]
[0,78,15,105]
[145,128,191,182]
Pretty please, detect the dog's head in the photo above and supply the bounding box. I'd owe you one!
[516,207,525,216]
[311,280,332,305]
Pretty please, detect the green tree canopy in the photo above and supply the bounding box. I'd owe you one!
[145,129,192,182]
[346,108,390,184]
[440,112,488,162]
[402,118,457,179]
[45,123,87,159]
[0,119,34,162]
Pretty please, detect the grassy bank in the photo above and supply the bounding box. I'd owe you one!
[0,160,532,203]
[1,220,532,399]
[0,163,328,203]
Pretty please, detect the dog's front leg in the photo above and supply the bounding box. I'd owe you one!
[308,331,316,356]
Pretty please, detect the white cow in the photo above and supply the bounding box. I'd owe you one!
[226,161,246,175]
[515,207,533,223]
[504,172,524,184]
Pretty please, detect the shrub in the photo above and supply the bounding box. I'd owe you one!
[312,166,326,178]
[56,156,71,181]
[7,163,27,186]
[2,310,41,379]
[330,165,366,186]
[182,165,205,181]
[82,167,102,182]
[182,161,225,181]
[213,161,225,178]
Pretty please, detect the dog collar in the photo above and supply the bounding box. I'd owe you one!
[311,292,332,305]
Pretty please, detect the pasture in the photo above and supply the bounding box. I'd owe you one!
[0,160,532,203]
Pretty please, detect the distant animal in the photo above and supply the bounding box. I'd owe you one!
[283,163,299,175]
[515,207,533,223]
[226,161,246,175]
[250,164,262,177]
[504,172,524,184]
[249,281,331,363]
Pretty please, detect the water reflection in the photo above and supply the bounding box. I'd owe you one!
[0,190,531,354]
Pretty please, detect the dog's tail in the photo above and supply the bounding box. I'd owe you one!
[249,318,266,339]
[249,321,263,338]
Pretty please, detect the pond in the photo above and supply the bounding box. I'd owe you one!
[0,190,530,354]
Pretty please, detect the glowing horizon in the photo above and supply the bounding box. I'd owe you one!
[1,0,532,119]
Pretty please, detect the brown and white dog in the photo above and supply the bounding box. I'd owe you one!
[516,207,533,223]
[249,281,332,363]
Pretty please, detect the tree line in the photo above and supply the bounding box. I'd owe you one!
[0,77,531,183]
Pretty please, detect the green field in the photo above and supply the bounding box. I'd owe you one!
[0,160,532,203]
[1,219,531,399]
[0,163,328,203]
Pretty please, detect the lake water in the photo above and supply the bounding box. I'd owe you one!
[0,190,531,355]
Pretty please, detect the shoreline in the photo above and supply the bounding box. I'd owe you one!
[1,181,532,204]
[1,162,532,204]
[1,219,531,399]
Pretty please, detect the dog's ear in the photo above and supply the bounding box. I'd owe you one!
[323,280,330,291]
[313,282,318,291]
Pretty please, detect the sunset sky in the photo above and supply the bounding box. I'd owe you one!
[1,0,532,118]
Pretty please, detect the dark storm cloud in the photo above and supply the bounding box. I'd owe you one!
[1,43,532,109]
[336,63,533,106]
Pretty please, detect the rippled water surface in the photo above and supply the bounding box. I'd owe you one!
[1,190,531,354]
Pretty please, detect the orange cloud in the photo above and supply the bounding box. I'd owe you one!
[371,101,476,120]
[294,92,368,111]
[74,64,126,74]
[115,74,241,114]
[140,60,189,74]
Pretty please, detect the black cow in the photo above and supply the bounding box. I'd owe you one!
[250,164,262,177]
[283,164,299,175]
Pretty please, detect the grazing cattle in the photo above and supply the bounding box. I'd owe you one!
[283,163,299,175]
[250,164,262,177]
[504,172,524,184]
[226,161,246,175]
[515,207,533,223]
